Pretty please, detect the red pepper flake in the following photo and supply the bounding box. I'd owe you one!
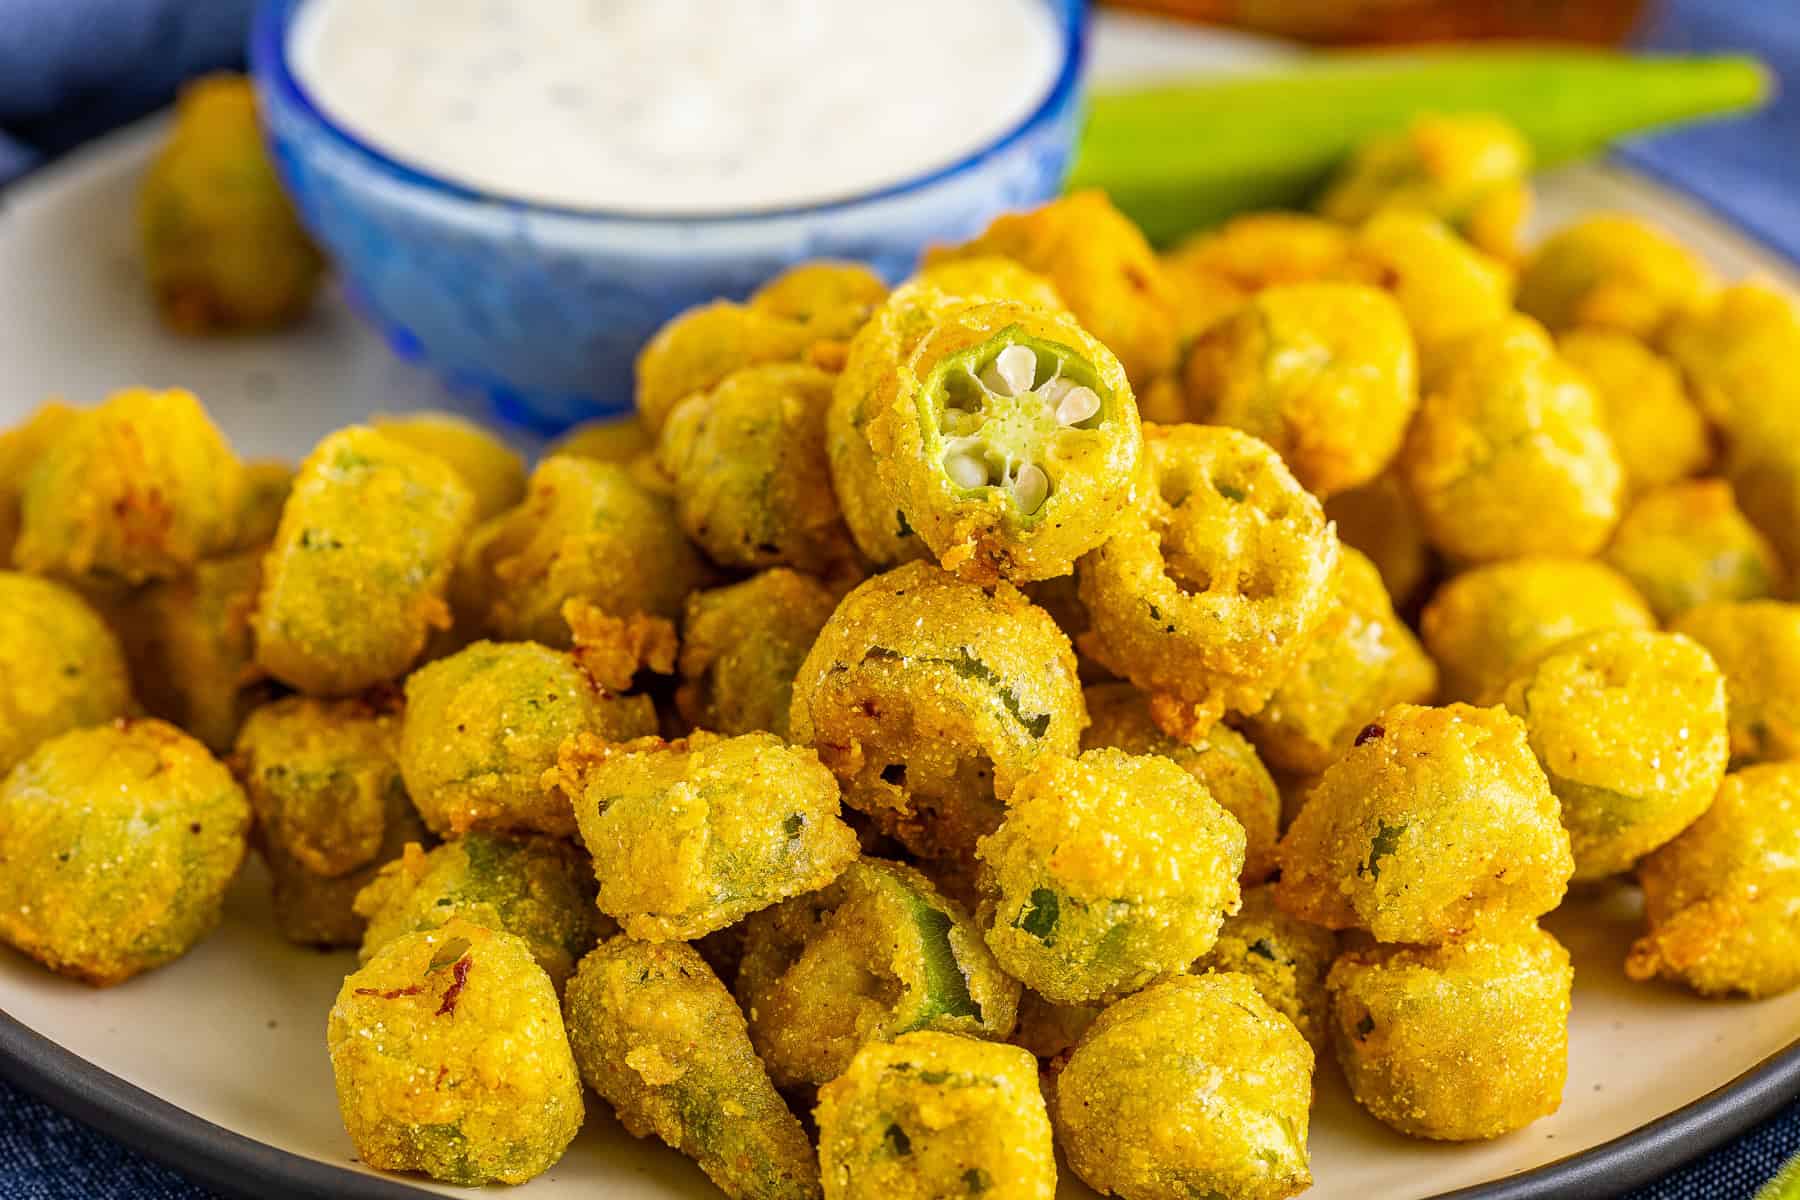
[1355,723,1385,746]
[353,985,423,1000]
[436,956,472,1016]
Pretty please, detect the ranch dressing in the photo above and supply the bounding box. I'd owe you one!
[289,0,1065,215]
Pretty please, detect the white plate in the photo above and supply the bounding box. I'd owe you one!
[1,14,1797,1200]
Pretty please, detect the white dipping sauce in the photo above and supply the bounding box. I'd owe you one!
[289,0,1065,215]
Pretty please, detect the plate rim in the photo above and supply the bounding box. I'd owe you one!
[1,1003,1796,1200]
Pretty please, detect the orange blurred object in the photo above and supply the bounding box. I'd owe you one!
[1111,0,1649,45]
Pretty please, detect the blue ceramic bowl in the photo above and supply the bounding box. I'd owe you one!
[249,0,1088,433]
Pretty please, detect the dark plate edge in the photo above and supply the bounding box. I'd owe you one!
[2,1000,1796,1200]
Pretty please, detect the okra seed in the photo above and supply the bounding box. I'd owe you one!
[946,452,990,489]
[1055,385,1101,427]
[1012,464,1049,514]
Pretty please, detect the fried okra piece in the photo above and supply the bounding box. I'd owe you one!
[566,939,819,1200]
[1054,974,1313,1200]
[977,749,1245,1005]
[817,1031,1054,1200]
[459,456,706,648]
[659,362,857,574]
[1323,473,1433,610]
[789,561,1085,862]
[1605,481,1784,623]
[357,834,602,991]
[399,639,656,838]
[552,731,858,940]
[0,572,132,775]
[1503,630,1729,881]
[1402,315,1622,562]
[913,256,1067,312]
[369,411,525,522]
[678,569,839,738]
[118,548,269,753]
[635,261,885,435]
[546,412,656,465]
[1669,602,1800,766]
[1328,925,1572,1140]
[1341,211,1515,361]
[1197,885,1337,1057]
[15,388,246,583]
[1557,330,1709,498]
[1165,213,1352,294]
[327,919,584,1185]
[1242,547,1438,775]
[1421,557,1655,705]
[138,74,324,334]
[926,190,1180,387]
[1081,682,1280,884]
[233,693,423,946]
[736,858,1021,1088]
[0,719,250,985]
[864,299,1143,584]
[1078,424,1339,735]
[254,427,474,695]
[1517,213,1710,339]
[1661,281,1800,440]
[0,401,77,567]
[1180,284,1417,498]
[1318,114,1533,259]
[1627,763,1800,998]
[1275,703,1572,943]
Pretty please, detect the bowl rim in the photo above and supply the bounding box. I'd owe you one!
[249,0,1089,225]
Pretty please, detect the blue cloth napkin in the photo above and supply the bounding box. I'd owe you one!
[0,0,1796,1197]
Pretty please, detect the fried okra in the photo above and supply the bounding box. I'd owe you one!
[458,456,706,648]
[817,1032,1055,1200]
[788,561,1085,863]
[0,719,250,985]
[977,748,1245,1005]
[1165,213,1352,295]
[1421,557,1655,705]
[1318,114,1532,259]
[1328,925,1572,1140]
[1242,547,1438,775]
[546,412,656,466]
[0,401,77,567]
[1054,973,1313,1200]
[1081,682,1280,884]
[1604,481,1784,622]
[1557,330,1709,498]
[14,388,246,583]
[635,261,886,435]
[119,549,269,753]
[1627,763,1800,998]
[566,937,820,1200]
[736,858,1020,1088]
[370,411,525,522]
[233,693,421,946]
[659,362,857,575]
[913,256,1067,312]
[1078,424,1339,735]
[138,74,324,334]
[399,639,656,838]
[254,427,474,695]
[1517,213,1710,339]
[0,572,132,775]
[1401,315,1622,562]
[863,298,1143,584]
[1323,473,1433,610]
[678,569,840,738]
[1661,281,1800,441]
[1669,602,1800,766]
[926,190,1180,387]
[1275,703,1572,943]
[552,731,858,940]
[1503,630,1729,881]
[1197,885,1337,1057]
[327,919,583,1185]
[357,834,601,992]
[1341,211,1515,361]
[1180,283,1417,498]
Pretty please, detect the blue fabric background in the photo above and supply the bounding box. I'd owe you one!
[0,0,1795,1196]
